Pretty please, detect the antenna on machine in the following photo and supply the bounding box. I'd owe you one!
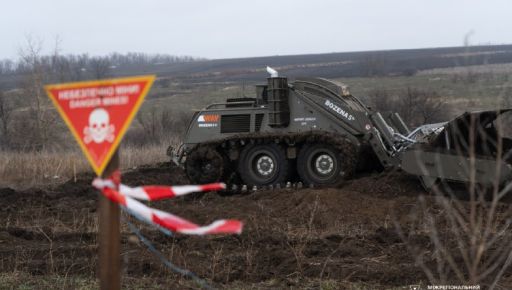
[266,66,278,78]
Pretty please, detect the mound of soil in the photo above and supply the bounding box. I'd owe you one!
[0,163,501,288]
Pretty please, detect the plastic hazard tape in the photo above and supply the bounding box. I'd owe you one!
[92,178,226,201]
[92,178,242,235]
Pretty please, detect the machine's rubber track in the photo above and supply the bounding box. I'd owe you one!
[185,145,226,184]
[184,131,360,191]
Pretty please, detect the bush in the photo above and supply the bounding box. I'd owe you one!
[125,108,193,147]
[367,87,452,127]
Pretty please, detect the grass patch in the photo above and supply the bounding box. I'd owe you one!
[0,141,175,189]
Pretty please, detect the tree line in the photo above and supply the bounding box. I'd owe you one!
[0,51,205,78]
[0,38,204,150]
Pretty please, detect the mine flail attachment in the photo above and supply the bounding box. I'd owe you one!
[401,110,512,192]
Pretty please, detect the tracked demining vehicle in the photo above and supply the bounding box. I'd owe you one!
[169,67,512,191]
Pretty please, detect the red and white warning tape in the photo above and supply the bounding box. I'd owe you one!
[92,178,225,201]
[93,178,242,235]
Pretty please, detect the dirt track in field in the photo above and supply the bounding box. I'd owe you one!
[0,162,509,289]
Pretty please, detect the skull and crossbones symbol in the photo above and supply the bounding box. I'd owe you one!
[83,108,115,144]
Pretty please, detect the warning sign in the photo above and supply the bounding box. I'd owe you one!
[45,75,155,176]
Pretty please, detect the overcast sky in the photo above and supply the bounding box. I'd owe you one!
[1,0,510,60]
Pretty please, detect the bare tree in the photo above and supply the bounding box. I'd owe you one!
[367,87,450,127]
[69,54,89,81]
[0,89,13,147]
[133,107,192,146]
[136,106,159,142]
[89,56,111,80]
[19,37,46,147]
[400,87,447,126]
[0,59,14,74]
[16,36,60,150]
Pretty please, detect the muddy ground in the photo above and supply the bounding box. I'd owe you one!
[1,163,512,289]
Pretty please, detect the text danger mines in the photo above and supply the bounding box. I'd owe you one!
[57,84,140,109]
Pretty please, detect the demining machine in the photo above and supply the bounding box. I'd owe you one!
[168,67,512,191]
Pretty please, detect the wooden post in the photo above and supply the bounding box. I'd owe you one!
[98,151,121,290]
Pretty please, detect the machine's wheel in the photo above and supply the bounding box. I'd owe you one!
[238,143,289,186]
[297,143,347,186]
[186,146,225,184]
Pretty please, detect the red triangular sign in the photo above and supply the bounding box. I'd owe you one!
[45,75,155,176]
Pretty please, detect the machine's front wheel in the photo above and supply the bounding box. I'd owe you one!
[238,143,289,186]
[297,144,347,186]
[186,146,225,184]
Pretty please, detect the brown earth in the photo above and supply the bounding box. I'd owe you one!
[0,163,510,289]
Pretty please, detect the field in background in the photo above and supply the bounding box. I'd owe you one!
[339,64,512,108]
[139,64,512,119]
[1,45,512,188]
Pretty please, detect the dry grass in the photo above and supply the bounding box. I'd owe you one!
[0,136,180,189]
[418,63,512,76]
[0,150,88,188]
